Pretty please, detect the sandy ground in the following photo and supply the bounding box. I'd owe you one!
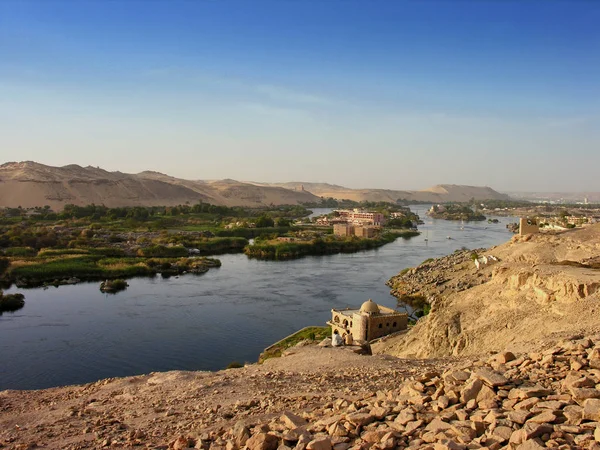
[0,345,454,449]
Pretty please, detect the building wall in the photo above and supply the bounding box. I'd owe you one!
[519,218,539,236]
[354,226,376,238]
[333,223,353,237]
[365,314,408,340]
[331,308,408,342]
[351,313,368,341]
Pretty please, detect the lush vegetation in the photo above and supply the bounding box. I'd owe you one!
[3,253,221,288]
[428,204,486,221]
[0,201,422,287]
[0,290,25,314]
[245,230,419,260]
[258,326,331,362]
[100,279,129,293]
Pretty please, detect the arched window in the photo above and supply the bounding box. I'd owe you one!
[386,323,390,327]
[334,316,340,323]
[378,324,382,329]
[393,322,397,327]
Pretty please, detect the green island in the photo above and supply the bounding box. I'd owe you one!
[245,229,419,260]
[0,201,420,288]
[427,204,486,221]
[0,290,25,314]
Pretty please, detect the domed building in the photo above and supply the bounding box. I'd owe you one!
[328,299,408,342]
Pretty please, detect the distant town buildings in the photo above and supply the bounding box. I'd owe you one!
[329,299,408,342]
[334,209,385,226]
[333,223,376,238]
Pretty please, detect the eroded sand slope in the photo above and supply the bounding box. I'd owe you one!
[376,225,600,359]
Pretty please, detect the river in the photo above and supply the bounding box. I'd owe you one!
[0,208,518,390]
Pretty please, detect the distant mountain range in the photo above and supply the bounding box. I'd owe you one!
[257,182,511,204]
[0,161,510,209]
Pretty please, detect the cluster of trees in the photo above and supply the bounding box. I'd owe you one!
[1,203,311,222]
[385,217,414,228]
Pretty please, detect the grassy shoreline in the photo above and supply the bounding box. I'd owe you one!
[258,326,331,363]
[244,230,419,260]
[3,255,221,288]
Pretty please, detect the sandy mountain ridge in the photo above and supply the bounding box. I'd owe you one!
[255,182,510,204]
[0,162,320,209]
[0,161,510,209]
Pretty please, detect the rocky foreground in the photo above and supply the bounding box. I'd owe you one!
[4,336,600,449]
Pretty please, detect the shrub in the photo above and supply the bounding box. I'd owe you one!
[226,361,244,369]
[0,258,9,275]
[0,291,25,313]
[138,245,188,258]
[100,279,129,293]
[3,247,37,257]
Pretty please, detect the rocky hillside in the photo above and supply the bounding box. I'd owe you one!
[257,182,510,203]
[4,338,600,449]
[0,162,321,209]
[376,225,600,359]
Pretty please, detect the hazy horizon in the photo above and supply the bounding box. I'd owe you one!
[1,1,598,192]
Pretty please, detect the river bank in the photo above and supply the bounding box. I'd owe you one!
[0,209,518,391]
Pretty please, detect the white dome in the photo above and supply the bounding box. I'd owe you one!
[360,299,380,314]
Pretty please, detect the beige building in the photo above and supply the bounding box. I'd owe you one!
[333,223,377,238]
[333,223,354,237]
[519,217,539,236]
[354,225,376,238]
[335,209,385,226]
[328,299,408,342]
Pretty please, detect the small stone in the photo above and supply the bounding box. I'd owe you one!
[281,412,308,429]
[475,368,509,387]
[516,438,545,449]
[532,411,558,425]
[584,399,600,421]
[461,379,484,403]
[345,412,374,427]
[404,420,424,436]
[425,418,452,433]
[246,433,279,450]
[306,437,332,450]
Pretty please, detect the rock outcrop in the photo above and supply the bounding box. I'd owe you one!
[378,224,600,359]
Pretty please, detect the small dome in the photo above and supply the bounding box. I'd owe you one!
[360,299,380,314]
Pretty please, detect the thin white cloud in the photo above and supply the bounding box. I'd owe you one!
[542,116,597,128]
[236,101,312,117]
[254,84,332,106]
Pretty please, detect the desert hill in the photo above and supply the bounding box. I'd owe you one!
[0,162,321,209]
[376,224,600,359]
[0,162,511,210]
[257,182,510,203]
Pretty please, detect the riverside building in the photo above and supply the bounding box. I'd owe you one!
[328,299,408,342]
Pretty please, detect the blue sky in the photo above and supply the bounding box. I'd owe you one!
[0,1,598,192]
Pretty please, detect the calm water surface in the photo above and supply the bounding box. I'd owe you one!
[1,208,517,390]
